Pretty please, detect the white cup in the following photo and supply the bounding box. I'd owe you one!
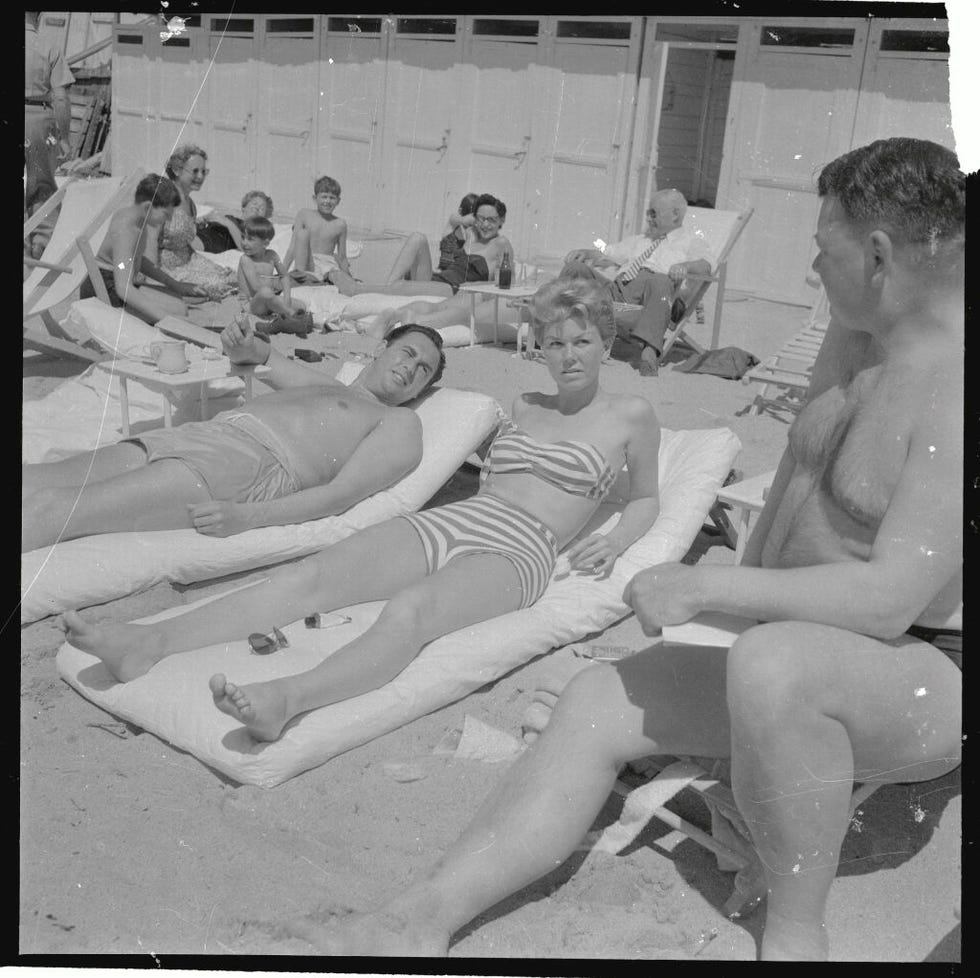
[150,340,188,374]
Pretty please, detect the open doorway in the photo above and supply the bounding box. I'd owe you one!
[653,46,734,208]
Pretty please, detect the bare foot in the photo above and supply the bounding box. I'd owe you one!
[209,673,292,742]
[63,610,167,683]
[284,909,449,956]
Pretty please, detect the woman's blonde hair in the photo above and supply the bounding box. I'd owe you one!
[529,277,615,344]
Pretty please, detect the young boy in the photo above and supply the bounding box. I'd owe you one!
[79,173,208,324]
[283,175,352,287]
[237,216,307,320]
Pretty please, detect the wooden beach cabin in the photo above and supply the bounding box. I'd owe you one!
[107,11,952,308]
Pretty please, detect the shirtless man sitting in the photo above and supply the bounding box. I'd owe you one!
[79,173,209,324]
[279,137,963,961]
[22,322,445,553]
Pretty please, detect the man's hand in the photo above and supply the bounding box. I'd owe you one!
[624,563,704,634]
[667,263,688,285]
[564,248,599,265]
[188,500,253,537]
[221,316,270,365]
[564,533,623,578]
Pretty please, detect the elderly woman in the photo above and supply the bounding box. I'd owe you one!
[147,144,238,300]
[65,278,661,743]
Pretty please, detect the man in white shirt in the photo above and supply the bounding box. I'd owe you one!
[561,188,712,375]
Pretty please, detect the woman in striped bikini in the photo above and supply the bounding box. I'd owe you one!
[67,278,662,743]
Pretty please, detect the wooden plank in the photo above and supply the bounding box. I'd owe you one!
[24,327,106,363]
[24,181,71,239]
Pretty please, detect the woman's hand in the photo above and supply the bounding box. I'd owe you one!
[177,281,208,299]
[188,500,253,537]
[624,563,704,634]
[564,533,623,578]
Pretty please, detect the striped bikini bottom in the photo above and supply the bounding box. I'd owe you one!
[399,495,559,609]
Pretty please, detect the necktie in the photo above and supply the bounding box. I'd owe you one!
[618,236,663,284]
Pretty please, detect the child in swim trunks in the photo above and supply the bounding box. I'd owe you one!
[282,175,352,287]
[237,216,307,319]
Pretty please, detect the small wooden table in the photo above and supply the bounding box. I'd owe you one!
[457,282,538,348]
[95,356,271,437]
[714,470,774,564]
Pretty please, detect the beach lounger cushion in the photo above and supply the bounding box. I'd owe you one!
[21,367,501,623]
[56,425,740,787]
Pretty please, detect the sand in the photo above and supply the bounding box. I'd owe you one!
[19,293,960,964]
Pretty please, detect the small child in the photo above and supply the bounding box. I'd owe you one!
[197,190,274,253]
[237,216,307,319]
[283,175,352,287]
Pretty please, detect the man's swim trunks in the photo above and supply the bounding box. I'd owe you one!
[125,412,303,503]
[399,494,559,609]
[79,266,124,308]
[906,623,962,670]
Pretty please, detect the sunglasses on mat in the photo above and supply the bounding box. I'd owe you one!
[248,626,290,655]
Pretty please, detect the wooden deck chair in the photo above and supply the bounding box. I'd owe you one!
[611,207,754,360]
[607,755,880,918]
[742,285,831,416]
[23,170,144,363]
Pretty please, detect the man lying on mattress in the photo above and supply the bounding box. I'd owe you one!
[21,321,445,553]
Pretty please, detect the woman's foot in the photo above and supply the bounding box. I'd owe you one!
[209,673,293,742]
[63,610,168,683]
[283,908,449,956]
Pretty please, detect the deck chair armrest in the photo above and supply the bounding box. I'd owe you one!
[155,315,224,350]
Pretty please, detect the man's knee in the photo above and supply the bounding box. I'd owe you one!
[551,663,630,739]
[727,622,815,719]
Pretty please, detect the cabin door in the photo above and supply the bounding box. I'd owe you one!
[254,16,320,219]
[316,16,390,231]
[204,16,260,200]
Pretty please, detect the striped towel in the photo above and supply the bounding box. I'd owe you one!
[617,236,664,283]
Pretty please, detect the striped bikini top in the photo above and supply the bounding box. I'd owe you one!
[481,419,616,501]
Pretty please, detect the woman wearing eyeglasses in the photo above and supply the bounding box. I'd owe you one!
[356,194,515,338]
[343,194,512,305]
[145,144,238,302]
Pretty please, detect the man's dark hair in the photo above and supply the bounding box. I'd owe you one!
[314,175,342,197]
[385,323,446,390]
[242,215,276,242]
[818,138,964,250]
[474,193,507,223]
[135,173,181,209]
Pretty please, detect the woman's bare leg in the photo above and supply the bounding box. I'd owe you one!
[727,622,962,961]
[23,442,148,494]
[362,300,443,340]
[63,517,429,682]
[350,280,454,298]
[385,233,433,283]
[23,457,211,553]
[211,551,526,741]
[284,642,732,955]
